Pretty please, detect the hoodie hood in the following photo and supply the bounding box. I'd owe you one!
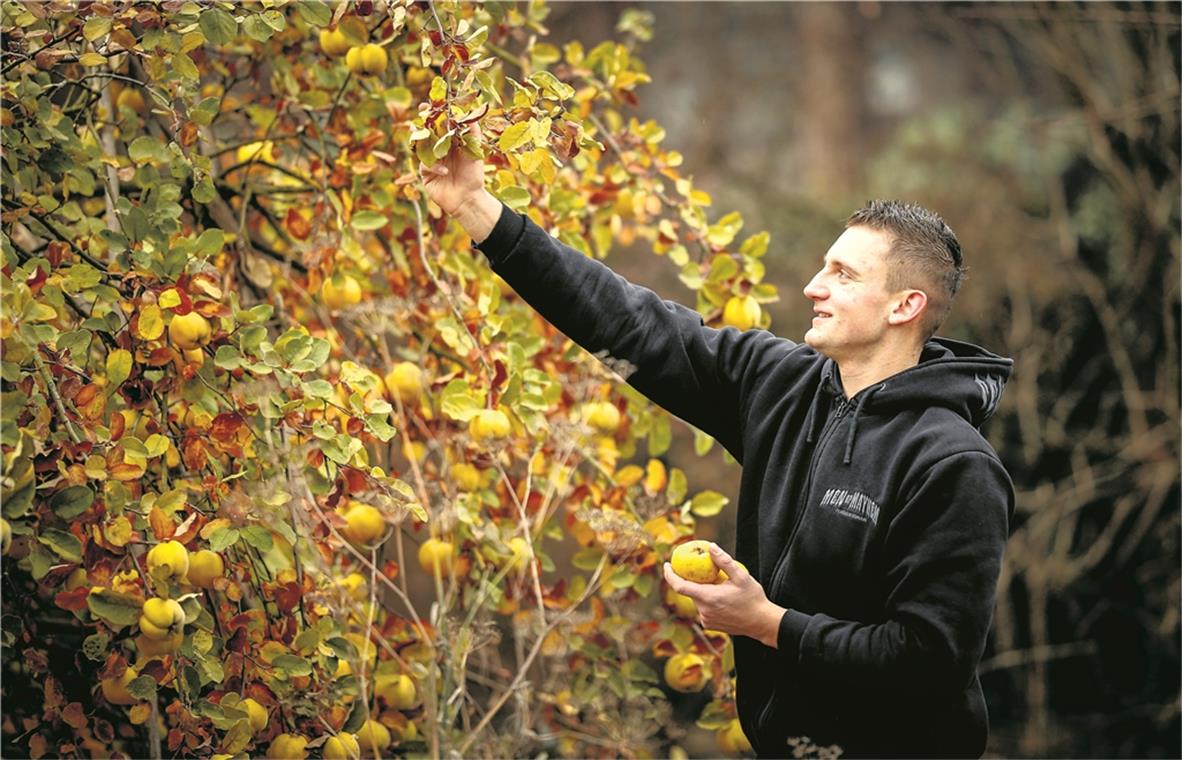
[865,337,1013,428]
[809,337,1012,465]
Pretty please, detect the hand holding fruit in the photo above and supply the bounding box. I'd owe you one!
[663,542,785,648]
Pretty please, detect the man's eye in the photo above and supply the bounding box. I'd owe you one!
[837,269,850,279]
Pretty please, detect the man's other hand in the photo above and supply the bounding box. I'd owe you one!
[662,543,787,649]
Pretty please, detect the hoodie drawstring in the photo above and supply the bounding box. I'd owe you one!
[842,393,871,465]
[804,393,822,443]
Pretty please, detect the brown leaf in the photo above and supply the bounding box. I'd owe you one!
[210,412,244,443]
[285,208,311,240]
[61,702,87,729]
[178,121,198,148]
[53,588,90,612]
[149,507,176,540]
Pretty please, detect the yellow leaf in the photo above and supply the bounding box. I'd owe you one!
[30,303,57,322]
[644,458,668,495]
[106,349,132,389]
[84,455,108,480]
[78,52,107,67]
[200,518,232,540]
[128,703,152,725]
[519,148,550,177]
[158,288,182,309]
[103,515,133,547]
[498,122,531,152]
[615,465,644,487]
[180,30,205,53]
[135,304,164,340]
[143,434,170,458]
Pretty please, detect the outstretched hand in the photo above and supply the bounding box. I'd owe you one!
[663,543,786,649]
[422,123,487,217]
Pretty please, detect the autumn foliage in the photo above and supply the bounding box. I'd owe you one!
[0,1,775,758]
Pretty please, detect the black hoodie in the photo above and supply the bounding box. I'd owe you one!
[477,206,1014,759]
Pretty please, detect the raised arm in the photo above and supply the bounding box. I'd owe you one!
[423,129,796,459]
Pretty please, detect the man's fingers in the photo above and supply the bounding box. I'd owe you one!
[709,543,739,575]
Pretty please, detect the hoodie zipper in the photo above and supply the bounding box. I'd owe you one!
[755,396,850,734]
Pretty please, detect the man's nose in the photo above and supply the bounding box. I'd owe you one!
[803,272,826,300]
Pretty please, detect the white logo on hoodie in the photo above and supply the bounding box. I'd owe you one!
[973,374,1004,419]
[820,488,880,526]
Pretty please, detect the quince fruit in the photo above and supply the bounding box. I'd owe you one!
[670,540,720,584]
[323,733,360,760]
[346,44,388,77]
[116,88,146,114]
[186,549,224,588]
[376,672,417,710]
[139,597,185,640]
[340,501,385,545]
[319,28,350,57]
[321,274,363,309]
[722,295,761,331]
[664,652,710,693]
[355,719,391,757]
[468,409,511,442]
[146,540,190,580]
[383,361,423,404]
[417,537,454,578]
[100,665,139,705]
[267,733,308,760]
[716,717,753,754]
[168,311,212,351]
[450,462,482,491]
[241,697,268,733]
[583,401,621,433]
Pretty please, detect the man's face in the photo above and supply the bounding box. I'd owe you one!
[802,226,899,361]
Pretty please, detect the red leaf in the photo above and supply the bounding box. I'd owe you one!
[210,412,244,443]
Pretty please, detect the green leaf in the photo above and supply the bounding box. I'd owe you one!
[87,588,143,627]
[739,230,770,258]
[295,0,332,26]
[199,7,238,46]
[214,345,242,370]
[127,137,162,165]
[693,428,714,456]
[57,329,92,360]
[127,675,158,701]
[440,379,484,422]
[365,414,396,442]
[529,70,575,100]
[648,415,671,457]
[497,186,531,210]
[351,211,387,231]
[82,632,110,662]
[571,547,604,571]
[194,228,224,257]
[208,526,240,552]
[38,528,82,562]
[172,52,199,81]
[240,525,273,552]
[192,176,216,204]
[273,654,312,677]
[190,96,220,126]
[303,380,333,399]
[83,17,112,41]
[260,10,286,31]
[50,486,94,519]
[690,490,729,518]
[243,14,275,42]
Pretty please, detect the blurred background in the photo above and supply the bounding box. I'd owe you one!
[546,3,1179,758]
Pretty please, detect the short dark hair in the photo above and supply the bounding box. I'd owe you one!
[846,200,965,340]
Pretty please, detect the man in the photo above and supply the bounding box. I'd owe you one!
[424,135,1013,759]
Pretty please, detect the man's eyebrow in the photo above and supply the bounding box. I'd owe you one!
[823,256,861,277]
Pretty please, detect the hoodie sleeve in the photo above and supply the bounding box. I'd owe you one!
[775,450,1013,693]
[477,204,796,461]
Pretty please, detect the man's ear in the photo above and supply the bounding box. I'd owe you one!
[887,290,927,327]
